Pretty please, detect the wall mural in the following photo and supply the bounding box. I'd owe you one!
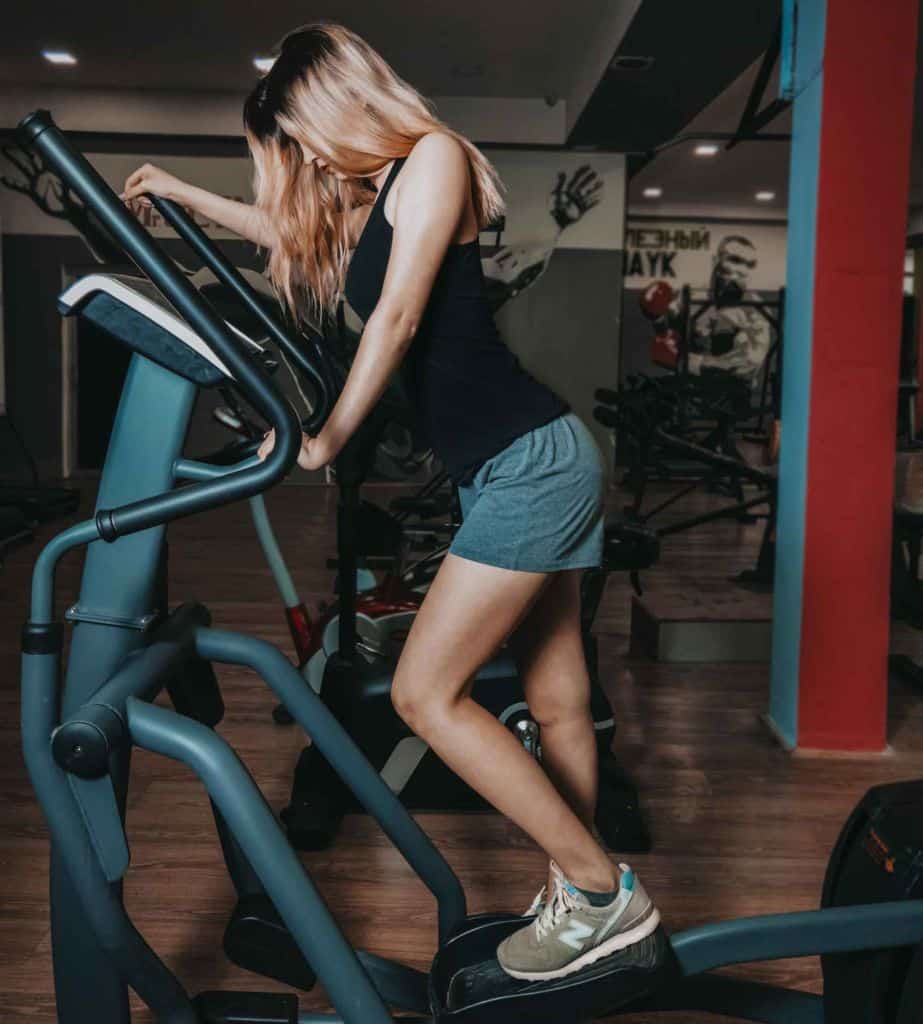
[621,220,787,391]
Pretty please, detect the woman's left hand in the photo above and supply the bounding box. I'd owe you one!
[257,429,335,471]
[296,432,334,471]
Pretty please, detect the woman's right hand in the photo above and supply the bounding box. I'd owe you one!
[120,164,187,208]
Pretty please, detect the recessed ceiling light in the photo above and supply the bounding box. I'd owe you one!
[755,190,776,201]
[695,144,719,156]
[42,50,77,66]
[253,56,275,73]
[643,187,663,199]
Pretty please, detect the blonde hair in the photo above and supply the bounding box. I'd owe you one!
[243,22,505,323]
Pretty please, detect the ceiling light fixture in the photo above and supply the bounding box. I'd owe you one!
[42,50,77,65]
[642,187,663,199]
[253,56,275,73]
[755,190,776,201]
[695,144,719,156]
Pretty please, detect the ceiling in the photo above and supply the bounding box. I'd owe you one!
[3,1,778,149]
[3,0,625,99]
[4,0,919,219]
[568,0,780,151]
[628,58,793,215]
[629,2,923,218]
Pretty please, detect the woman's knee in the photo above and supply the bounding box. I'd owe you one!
[524,679,590,729]
[391,671,454,734]
[390,675,422,730]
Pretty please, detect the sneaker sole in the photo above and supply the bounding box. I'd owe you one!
[500,906,662,982]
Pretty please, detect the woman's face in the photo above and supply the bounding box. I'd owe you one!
[300,143,348,181]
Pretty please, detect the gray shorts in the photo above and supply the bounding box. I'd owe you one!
[450,412,606,573]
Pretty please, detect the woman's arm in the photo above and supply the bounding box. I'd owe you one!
[318,132,469,461]
[121,164,277,248]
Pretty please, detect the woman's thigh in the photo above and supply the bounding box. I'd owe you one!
[391,552,551,705]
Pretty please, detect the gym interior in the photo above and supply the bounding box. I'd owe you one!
[2,1,923,1022]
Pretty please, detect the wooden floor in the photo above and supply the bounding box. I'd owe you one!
[2,478,922,1023]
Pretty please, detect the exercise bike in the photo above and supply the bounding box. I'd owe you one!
[20,111,923,1024]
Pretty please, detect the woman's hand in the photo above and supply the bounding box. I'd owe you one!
[120,164,188,207]
[257,429,335,472]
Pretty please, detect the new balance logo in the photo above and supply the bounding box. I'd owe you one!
[558,920,596,951]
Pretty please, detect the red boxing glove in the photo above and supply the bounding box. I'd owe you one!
[652,328,680,370]
[639,280,676,321]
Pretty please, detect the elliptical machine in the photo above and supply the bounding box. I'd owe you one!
[20,111,923,1024]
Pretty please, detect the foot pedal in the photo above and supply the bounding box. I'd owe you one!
[431,917,675,1023]
[194,991,297,1024]
[224,895,316,991]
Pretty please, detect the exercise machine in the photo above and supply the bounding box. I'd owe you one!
[21,110,923,1024]
[594,382,777,588]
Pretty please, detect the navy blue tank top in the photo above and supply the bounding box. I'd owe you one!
[344,156,568,484]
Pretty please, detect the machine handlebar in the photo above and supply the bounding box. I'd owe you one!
[18,110,312,541]
[149,195,328,434]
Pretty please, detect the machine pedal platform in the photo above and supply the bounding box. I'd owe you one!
[224,895,317,992]
[429,916,675,1023]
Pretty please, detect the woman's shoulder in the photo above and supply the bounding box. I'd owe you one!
[396,132,470,211]
[405,131,468,173]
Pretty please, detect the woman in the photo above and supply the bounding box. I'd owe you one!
[122,22,659,981]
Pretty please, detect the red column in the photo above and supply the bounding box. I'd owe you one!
[796,0,917,750]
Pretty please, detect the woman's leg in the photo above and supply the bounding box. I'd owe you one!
[508,569,598,831]
[391,552,618,894]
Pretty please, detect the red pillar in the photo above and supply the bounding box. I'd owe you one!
[796,0,917,749]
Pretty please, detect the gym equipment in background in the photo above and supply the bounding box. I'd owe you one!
[594,379,777,588]
[20,109,923,1024]
[0,411,80,525]
[0,502,33,563]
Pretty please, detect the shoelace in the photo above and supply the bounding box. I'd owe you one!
[534,877,583,940]
[525,886,547,916]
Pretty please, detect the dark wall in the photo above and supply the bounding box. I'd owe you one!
[1,234,284,479]
[3,234,88,477]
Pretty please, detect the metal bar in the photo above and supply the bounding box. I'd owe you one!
[21,654,198,1024]
[657,491,772,538]
[19,111,302,540]
[151,196,329,434]
[728,20,783,150]
[57,605,208,735]
[249,495,301,610]
[640,480,701,521]
[30,519,100,623]
[780,0,798,100]
[40,357,197,1023]
[671,901,923,976]
[173,455,261,481]
[637,975,823,1023]
[731,98,792,146]
[193,627,468,942]
[126,698,395,1024]
[653,427,776,487]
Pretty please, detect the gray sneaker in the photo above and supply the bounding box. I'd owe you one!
[497,861,660,981]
